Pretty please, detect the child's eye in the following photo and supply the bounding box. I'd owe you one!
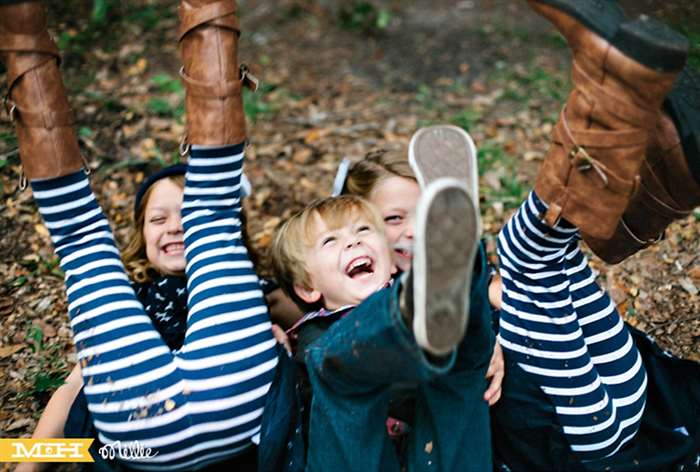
[150,217,166,224]
[322,236,336,247]
[384,215,403,225]
[357,225,371,233]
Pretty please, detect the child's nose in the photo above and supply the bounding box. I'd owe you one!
[404,217,415,239]
[345,237,361,248]
[167,217,183,234]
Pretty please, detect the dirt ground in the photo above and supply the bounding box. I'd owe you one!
[0,0,699,450]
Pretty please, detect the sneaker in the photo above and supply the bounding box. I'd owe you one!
[408,177,480,355]
[408,124,480,210]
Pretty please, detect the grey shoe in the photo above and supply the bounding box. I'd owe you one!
[409,177,480,355]
[408,125,480,210]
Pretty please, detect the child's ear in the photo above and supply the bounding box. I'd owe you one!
[293,285,322,305]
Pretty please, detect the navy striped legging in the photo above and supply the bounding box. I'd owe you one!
[497,191,647,461]
[31,143,278,470]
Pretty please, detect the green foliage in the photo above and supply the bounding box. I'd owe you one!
[674,24,700,69]
[244,84,278,122]
[151,74,184,94]
[450,109,482,132]
[339,1,392,33]
[19,255,64,279]
[147,74,185,118]
[478,141,529,210]
[125,5,162,31]
[24,325,67,396]
[494,62,568,104]
[91,0,114,25]
[1,131,17,148]
[414,84,436,110]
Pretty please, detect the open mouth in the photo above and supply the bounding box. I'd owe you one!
[345,256,375,279]
[162,242,185,255]
[393,244,412,260]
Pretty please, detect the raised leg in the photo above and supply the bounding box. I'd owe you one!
[497,191,647,460]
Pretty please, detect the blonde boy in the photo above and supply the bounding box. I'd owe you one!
[272,181,491,471]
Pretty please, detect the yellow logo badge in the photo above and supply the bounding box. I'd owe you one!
[0,439,94,462]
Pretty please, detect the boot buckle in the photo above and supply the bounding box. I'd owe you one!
[240,64,259,92]
[179,134,191,157]
[18,171,27,192]
[570,145,609,187]
[3,97,17,123]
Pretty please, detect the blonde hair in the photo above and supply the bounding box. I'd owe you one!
[271,195,385,312]
[121,175,186,283]
[342,148,416,199]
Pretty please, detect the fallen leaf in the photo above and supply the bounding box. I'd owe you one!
[5,417,32,431]
[0,297,13,317]
[679,278,698,296]
[0,345,23,358]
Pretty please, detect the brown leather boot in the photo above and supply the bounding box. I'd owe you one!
[178,0,257,147]
[0,1,85,180]
[529,0,688,239]
[583,68,700,263]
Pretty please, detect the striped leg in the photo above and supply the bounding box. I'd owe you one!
[564,248,647,456]
[175,143,278,465]
[32,146,277,470]
[497,191,646,461]
[32,172,191,469]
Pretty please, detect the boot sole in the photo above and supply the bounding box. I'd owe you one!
[666,67,700,166]
[533,0,688,72]
[412,178,479,355]
[408,125,480,212]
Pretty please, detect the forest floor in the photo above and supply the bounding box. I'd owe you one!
[0,0,699,450]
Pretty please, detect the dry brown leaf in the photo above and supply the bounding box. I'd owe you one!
[0,345,23,359]
[0,297,13,317]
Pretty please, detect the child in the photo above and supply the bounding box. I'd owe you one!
[271,178,491,470]
[19,164,297,472]
[341,0,698,468]
[1,0,297,469]
[337,146,504,405]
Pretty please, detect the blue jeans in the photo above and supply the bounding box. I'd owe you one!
[302,245,494,472]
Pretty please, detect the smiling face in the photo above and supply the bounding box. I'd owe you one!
[368,176,420,272]
[143,178,186,276]
[295,210,394,311]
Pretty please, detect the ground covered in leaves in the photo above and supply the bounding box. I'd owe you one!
[0,0,699,447]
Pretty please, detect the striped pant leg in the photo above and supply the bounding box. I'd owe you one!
[31,173,193,468]
[496,191,644,460]
[171,143,278,467]
[564,247,647,456]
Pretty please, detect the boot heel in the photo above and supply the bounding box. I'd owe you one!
[532,0,626,40]
[615,16,689,72]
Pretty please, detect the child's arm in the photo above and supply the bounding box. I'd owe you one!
[266,287,304,330]
[484,275,504,405]
[15,364,83,472]
[483,342,504,406]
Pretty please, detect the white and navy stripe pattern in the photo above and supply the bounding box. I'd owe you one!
[497,191,647,461]
[32,143,278,471]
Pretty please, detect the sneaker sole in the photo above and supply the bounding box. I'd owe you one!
[531,0,688,72]
[412,178,480,355]
[408,125,480,211]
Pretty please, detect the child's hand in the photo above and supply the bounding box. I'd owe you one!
[484,341,504,406]
[271,324,292,355]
